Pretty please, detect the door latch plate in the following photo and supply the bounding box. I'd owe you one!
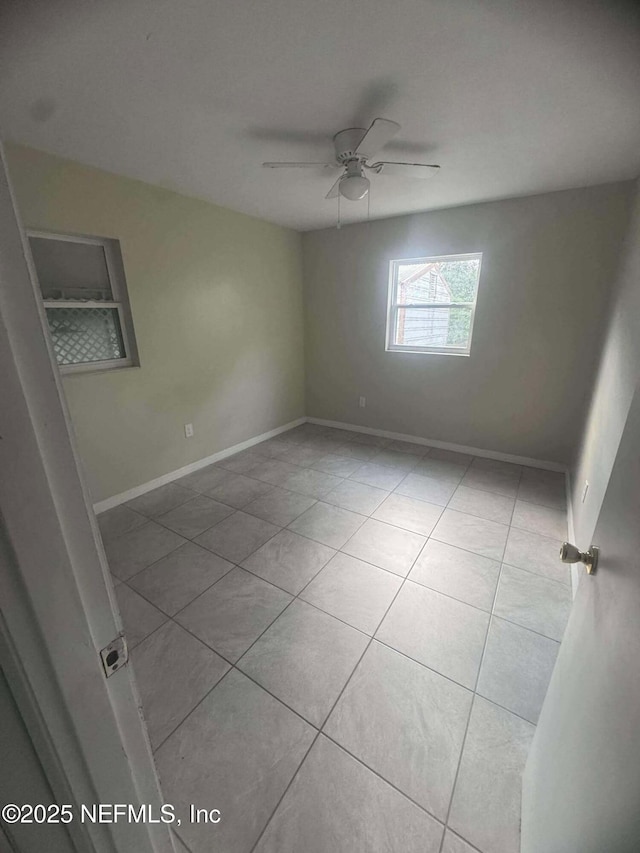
[100,635,128,677]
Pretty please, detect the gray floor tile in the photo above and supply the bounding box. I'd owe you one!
[276,444,326,467]
[320,427,357,442]
[287,423,327,439]
[350,433,391,448]
[428,448,474,466]
[176,463,232,494]
[105,521,186,580]
[97,504,146,543]
[238,600,368,726]
[395,472,457,506]
[255,437,298,457]
[511,500,567,540]
[156,670,314,853]
[349,461,406,490]
[216,448,266,474]
[128,542,233,615]
[448,485,515,525]
[441,831,477,853]
[242,530,335,594]
[448,697,534,853]
[477,617,559,723]
[176,567,291,662]
[413,457,468,484]
[205,472,274,509]
[311,453,362,477]
[155,494,234,539]
[281,467,344,499]
[301,553,402,634]
[323,479,388,515]
[127,482,195,518]
[243,487,316,527]
[517,468,567,510]
[471,457,522,476]
[495,564,572,640]
[503,527,569,584]
[109,430,569,853]
[372,492,443,536]
[409,540,500,611]
[248,458,302,487]
[386,439,427,456]
[255,736,444,853]
[325,642,472,819]
[194,511,280,563]
[376,582,489,688]
[115,584,167,648]
[342,518,426,577]
[131,621,229,749]
[372,448,421,472]
[431,509,508,561]
[460,463,521,498]
[288,502,365,549]
[334,442,381,461]
[304,436,349,455]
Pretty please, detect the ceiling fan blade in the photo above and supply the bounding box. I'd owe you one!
[355,118,401,159]
[325,176,342,199]
[262,162,338,169]
[373,161,441,179]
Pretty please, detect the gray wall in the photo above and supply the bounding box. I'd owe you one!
[303,183,634,465]
[570,180,640,548]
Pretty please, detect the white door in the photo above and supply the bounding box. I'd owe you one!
[521,384,640,852]
[0,145,174,853]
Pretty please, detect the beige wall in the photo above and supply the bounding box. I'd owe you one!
[302,184,634,464]
[570,179,640,548]
[7,144,305,503]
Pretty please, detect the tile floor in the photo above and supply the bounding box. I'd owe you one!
[99,423,573,853]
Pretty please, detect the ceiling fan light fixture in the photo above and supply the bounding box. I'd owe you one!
[339,174,370,201]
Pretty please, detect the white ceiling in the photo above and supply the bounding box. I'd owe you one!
[1,0,639,231]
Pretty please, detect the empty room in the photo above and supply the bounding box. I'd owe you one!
[1,1,639,852]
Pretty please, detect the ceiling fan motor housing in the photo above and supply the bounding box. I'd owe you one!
[333,128,368,163]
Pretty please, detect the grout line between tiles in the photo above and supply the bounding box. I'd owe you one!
[246,730,323,852]
[172,827,196,853]
[320,732,447,829]
[442,828,486,853]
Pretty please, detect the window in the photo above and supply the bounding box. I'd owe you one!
[386,253,482,356]
[28,231,139,373]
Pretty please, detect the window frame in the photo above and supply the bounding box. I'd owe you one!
[385,252,483,357]
[27,229,139,374]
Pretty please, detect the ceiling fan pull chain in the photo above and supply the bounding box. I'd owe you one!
[337,193,341,230]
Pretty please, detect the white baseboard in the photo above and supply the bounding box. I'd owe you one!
[93,416,306,514]
[308,417,568,474]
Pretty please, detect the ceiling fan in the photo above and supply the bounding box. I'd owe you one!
[262,118,440,201]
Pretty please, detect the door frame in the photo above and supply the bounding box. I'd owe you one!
[0,143,174,853]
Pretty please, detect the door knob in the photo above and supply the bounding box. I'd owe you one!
[560,542,599,575]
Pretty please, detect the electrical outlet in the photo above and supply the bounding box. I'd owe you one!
[359,396,366,408]
[184,423,194,438]
[582,480,589,503]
